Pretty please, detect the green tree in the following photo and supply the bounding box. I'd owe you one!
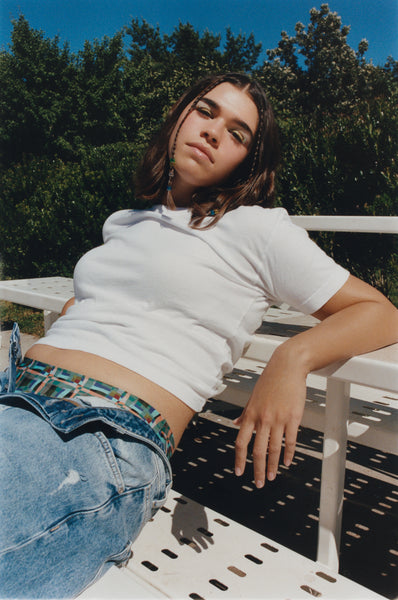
[258,3,383,116]
[0,144,139,278]
[75,33,128,148]
[0,16,136,165]
[165,22,221,67]
[126,18,261,83]
[255,4,397,300]
[0,15,77,165]
[223,28,262,72]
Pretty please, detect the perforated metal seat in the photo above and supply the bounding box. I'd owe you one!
[81,492,384,599]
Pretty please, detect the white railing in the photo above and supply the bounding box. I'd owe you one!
[291,215,398,233]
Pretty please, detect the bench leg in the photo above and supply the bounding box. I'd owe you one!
[317,379,350,571]
[43,310,60,334]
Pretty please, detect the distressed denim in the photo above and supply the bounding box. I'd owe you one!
[0,324,172,598]
[0,322,21,392]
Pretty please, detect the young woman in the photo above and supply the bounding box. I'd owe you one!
[1,72,397,598]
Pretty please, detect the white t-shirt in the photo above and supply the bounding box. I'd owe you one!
[38,205,349,411]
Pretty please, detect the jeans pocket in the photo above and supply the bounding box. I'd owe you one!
[93,431,126,494]
[151,451,171,513]
[105,432,170,523]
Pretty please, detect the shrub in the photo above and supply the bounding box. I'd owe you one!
[0,143,140,278]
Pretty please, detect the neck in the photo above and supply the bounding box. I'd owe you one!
[168,174,196,208]
[171,195,192,208]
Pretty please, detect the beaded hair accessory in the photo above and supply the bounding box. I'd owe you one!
[249,106,264,179]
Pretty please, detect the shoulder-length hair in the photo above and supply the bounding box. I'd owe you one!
[134,72,281,229]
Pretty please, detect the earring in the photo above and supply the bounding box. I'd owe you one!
[167,157,176,192]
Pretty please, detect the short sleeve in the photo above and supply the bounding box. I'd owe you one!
[258,209,350,314]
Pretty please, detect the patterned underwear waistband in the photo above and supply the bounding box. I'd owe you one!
[15,358,175,458]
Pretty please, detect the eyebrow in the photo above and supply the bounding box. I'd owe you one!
[198,97,255,140]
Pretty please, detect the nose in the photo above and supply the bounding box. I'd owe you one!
[201,121,221,147]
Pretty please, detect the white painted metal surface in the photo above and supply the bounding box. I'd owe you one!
[317,380,350,571]
[117,493,384,599]
[0,277,73,312]
[80,566,167,598]
[242,333,398,393]
[291,215,398,233]
[0,276,73,334]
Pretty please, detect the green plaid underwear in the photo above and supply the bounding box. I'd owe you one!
[15,358,175,458]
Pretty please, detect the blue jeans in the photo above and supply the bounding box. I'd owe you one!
[0,325,172,598]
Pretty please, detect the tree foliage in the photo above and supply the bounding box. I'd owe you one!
[0,6,397,300]
[256,4,397,299]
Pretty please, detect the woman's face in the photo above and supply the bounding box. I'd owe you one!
[169,82,259,204]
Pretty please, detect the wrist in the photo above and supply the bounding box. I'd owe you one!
[271,337,313,377]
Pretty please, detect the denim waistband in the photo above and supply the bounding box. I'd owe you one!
[15,358,175,459]
[0,324,174,462]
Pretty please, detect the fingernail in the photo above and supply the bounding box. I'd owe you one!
[268,472,276,481]
[235,467,242,476]
[256,480,264,489]
[285,459,291,467]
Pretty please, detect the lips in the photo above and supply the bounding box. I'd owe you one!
[187,143,214,163]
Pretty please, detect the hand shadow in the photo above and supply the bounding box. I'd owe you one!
[170,497,215,553]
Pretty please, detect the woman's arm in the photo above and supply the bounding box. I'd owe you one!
[234,275,398,488]
[60,297,75,316]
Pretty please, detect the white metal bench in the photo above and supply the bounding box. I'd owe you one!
[1,277,396,573]
[0,276,74,337]
[0,215,396,597]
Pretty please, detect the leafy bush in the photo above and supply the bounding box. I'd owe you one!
[274,95,398,300]
[0,143,139,278]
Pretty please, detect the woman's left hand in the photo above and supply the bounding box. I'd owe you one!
[234,274,398,489]
[234,345,307,488]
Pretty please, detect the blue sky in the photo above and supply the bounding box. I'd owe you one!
[1,0,397,66]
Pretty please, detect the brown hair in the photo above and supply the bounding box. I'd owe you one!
[134,72,280,228]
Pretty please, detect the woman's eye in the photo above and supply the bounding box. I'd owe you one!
[196,105,212,117]
[231,130,246,144]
